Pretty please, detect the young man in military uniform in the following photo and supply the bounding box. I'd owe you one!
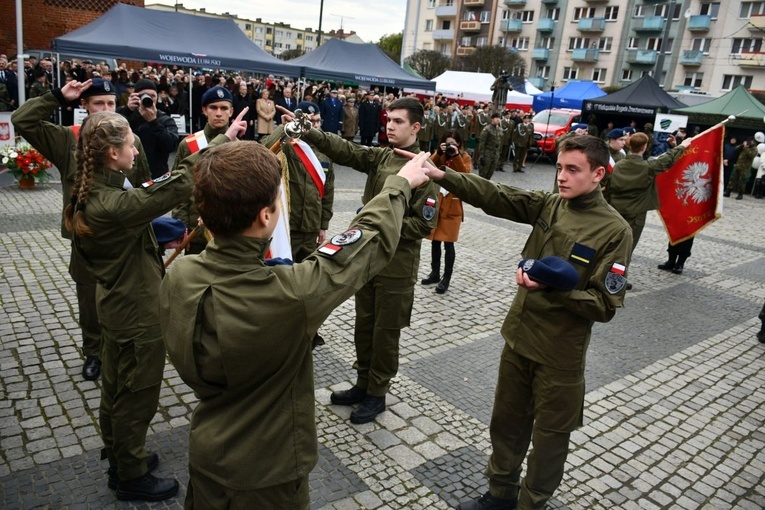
[172,86,234,254]
[12,78,150,382]
[159,141,432,509]
[293,97,440,424]
[418,105,435,152]
[512,114,534,173]
[499,110,515,167]
[478,113,503,180]
[725,138,758,200]
[411,135,633,510]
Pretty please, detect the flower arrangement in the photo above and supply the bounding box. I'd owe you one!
[1,140,53,184]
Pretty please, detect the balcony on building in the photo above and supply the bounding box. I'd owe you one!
[457,45,477,56]
[634,16,666,32]
[460,20,482,32]
[542,0,558,4]
[537,18,555,32]
[528,76,546,88]
[748,14,765,33]
[680,50,704,66]
[432,28,455,40]
[687,15,711,32]
[500,19,523,32]
[584,0,608,3]
[737,52,765,68]
[627,49,658,65]
[577,17,606,32]
[435,4,458,17]
[503,0,526,7]
[571,48,600,63]
[532,48,550,60]
[463,0,485,6]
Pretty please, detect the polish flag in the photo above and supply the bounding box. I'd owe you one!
[290,139,326,197]
[185,131,208,155]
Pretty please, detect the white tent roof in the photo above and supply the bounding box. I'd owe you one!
[430,71,532,106]
[524,79,543,95]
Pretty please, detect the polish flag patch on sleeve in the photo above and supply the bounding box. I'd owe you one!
[318,243,342,256]
[426,197,436,207]
[611,262,626,275]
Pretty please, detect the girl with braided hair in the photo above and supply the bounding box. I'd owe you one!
[64,110,247,502]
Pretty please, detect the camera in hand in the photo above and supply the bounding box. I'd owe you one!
[140,94,154,108]
[445,143,459,158]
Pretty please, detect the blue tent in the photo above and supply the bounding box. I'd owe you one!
[532,80,605,112]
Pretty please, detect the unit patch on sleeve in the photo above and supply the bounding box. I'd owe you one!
[141,171,172,188]
[330,229,362,246]
[423,197,437,221]
[604,262,627,295]
[569,243,596,267]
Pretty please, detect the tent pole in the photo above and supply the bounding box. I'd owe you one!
[188,67,192,134]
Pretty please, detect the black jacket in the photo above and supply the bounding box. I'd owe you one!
[117,106,180,178]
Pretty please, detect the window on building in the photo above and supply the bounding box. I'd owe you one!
[598,37,613,52]
[463,11,477,21]
[480,11,492,23]
[255,27,264,33]
[536,65,550,78]
[700,2,720,18]
[276,42,282,48]
[519,10,534,22]
[546,7,560,20]
[568,37,591,50]
[297,33,303,39]
[605,6,619,21]
[563,67,579,80]
[732,38,763,54]
[684,72,704,87]
[509,37,529,50]
[665,38,674,53]
[297,44,302,50]
[647,37,662,51]
[634,5,645,17]
[538,36,556,49]
[655,3,681,19]
[722,74,753,90]
[628,37,640,49]
[741,2,765,18]
[477,36,488,47]
[428,0,435,7]
[287,32,293,38]
[461,36,473,46]
[245,23,252,30]
[592,68,607,83]
[276,30,283,37]
[573,7,595,20]
[621,69,633,81]
[425,19,434,31]
[691,38,712,53]
[267,27,272,34]
[286,44,291,49]
[306,35,313,41]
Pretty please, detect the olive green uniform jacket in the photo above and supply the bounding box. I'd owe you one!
[159,175,414,491]
[479,123,503,179]
[439,170,633,372]
[303,128,439,279]
[11,90,150,279]
[418,114,434,149]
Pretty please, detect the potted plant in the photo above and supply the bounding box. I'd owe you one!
[1,140,53,189]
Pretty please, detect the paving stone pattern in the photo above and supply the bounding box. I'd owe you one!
[1,158,764,509]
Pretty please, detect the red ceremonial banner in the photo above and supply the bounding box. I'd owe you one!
[656,125,724,245]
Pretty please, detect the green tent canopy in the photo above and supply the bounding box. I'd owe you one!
[672,86,765,130]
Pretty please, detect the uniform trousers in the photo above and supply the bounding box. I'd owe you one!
[619,211,647,253]
[728,165,749,194]
[514,146,529,171]
[100,326,165,481]
[290,231,319,263]
[487,345,584,509]
[353,274,415,396]
[185,467,309,510]
[480,151,500,180]
[76,282,101,357]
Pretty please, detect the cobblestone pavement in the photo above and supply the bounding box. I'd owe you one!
[1,156,764,509]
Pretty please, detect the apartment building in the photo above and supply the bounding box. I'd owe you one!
[403,0,765,95]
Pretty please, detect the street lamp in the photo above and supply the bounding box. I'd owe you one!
[317,0,324,46]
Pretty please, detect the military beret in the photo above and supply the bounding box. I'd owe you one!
[151,217,186,245]
[491,113,501,119]
[134,78,157,93]
[296,101,320,115]
[606,128,626,139]
[523,113,532,119]
[570,123,588,132]
[518,256,579,290]
[621,127,636,135]
[201,86,233,106]
[81,77,116,98]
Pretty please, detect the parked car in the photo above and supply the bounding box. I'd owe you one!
[532,109,582,160]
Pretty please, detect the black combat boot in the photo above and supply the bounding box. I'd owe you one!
[754,179,763,199]
[723,189,731,198]
[757,325,765,343]
[107,452,159,490]
[350,395,385,424]
[422,243,441,285]
[457,491,518,510]
[657,254,677,271]
[116,473,179,502]
[672,256,687,275]
[330,386,366,406]
[736,192,744,200]
[436,248,455,294]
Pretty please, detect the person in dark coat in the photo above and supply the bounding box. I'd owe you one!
[274,86,297,125]
[320,89,344,134]
[358,93,381,146]
[232,81,255,140]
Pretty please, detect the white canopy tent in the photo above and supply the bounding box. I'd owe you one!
[424,71,534,110]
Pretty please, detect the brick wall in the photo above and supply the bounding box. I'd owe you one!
[0,0,144,57]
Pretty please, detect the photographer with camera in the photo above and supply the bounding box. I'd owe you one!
[491,71,512,113]
[118,78,180,178]
[421,130,471,294]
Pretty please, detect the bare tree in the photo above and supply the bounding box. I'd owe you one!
[405,50,451,80]
[454,46,526,83]
[280,48,306,60]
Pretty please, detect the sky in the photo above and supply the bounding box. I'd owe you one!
[149,0,407,43]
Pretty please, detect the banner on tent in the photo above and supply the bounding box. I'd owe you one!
[583,102,656,116]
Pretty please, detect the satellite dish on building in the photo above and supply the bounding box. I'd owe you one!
[684,8,692,19]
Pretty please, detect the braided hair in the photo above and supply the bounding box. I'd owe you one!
[64,111,131,237]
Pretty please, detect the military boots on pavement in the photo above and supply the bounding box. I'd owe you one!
[672,256,688,275]
[457,492,518,510]
[350,395,385,424]
[657,255,677,271]
[116,472,179,502]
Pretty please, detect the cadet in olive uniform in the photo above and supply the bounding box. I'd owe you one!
[499,110,515,164]
[478,113,503,180]
[12,78,150,382]
[607,132,690,252]
[300,97,440,424]
[512,114,534,172]
[725,138,757,200]
[474,105,490,166]
[418,106,435,152]
[422,135,633,510]
[262,101,336,262]
[159,142,432,510]
[172,86,235,254]
[433,105,449,148]
[600,127,628,200]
